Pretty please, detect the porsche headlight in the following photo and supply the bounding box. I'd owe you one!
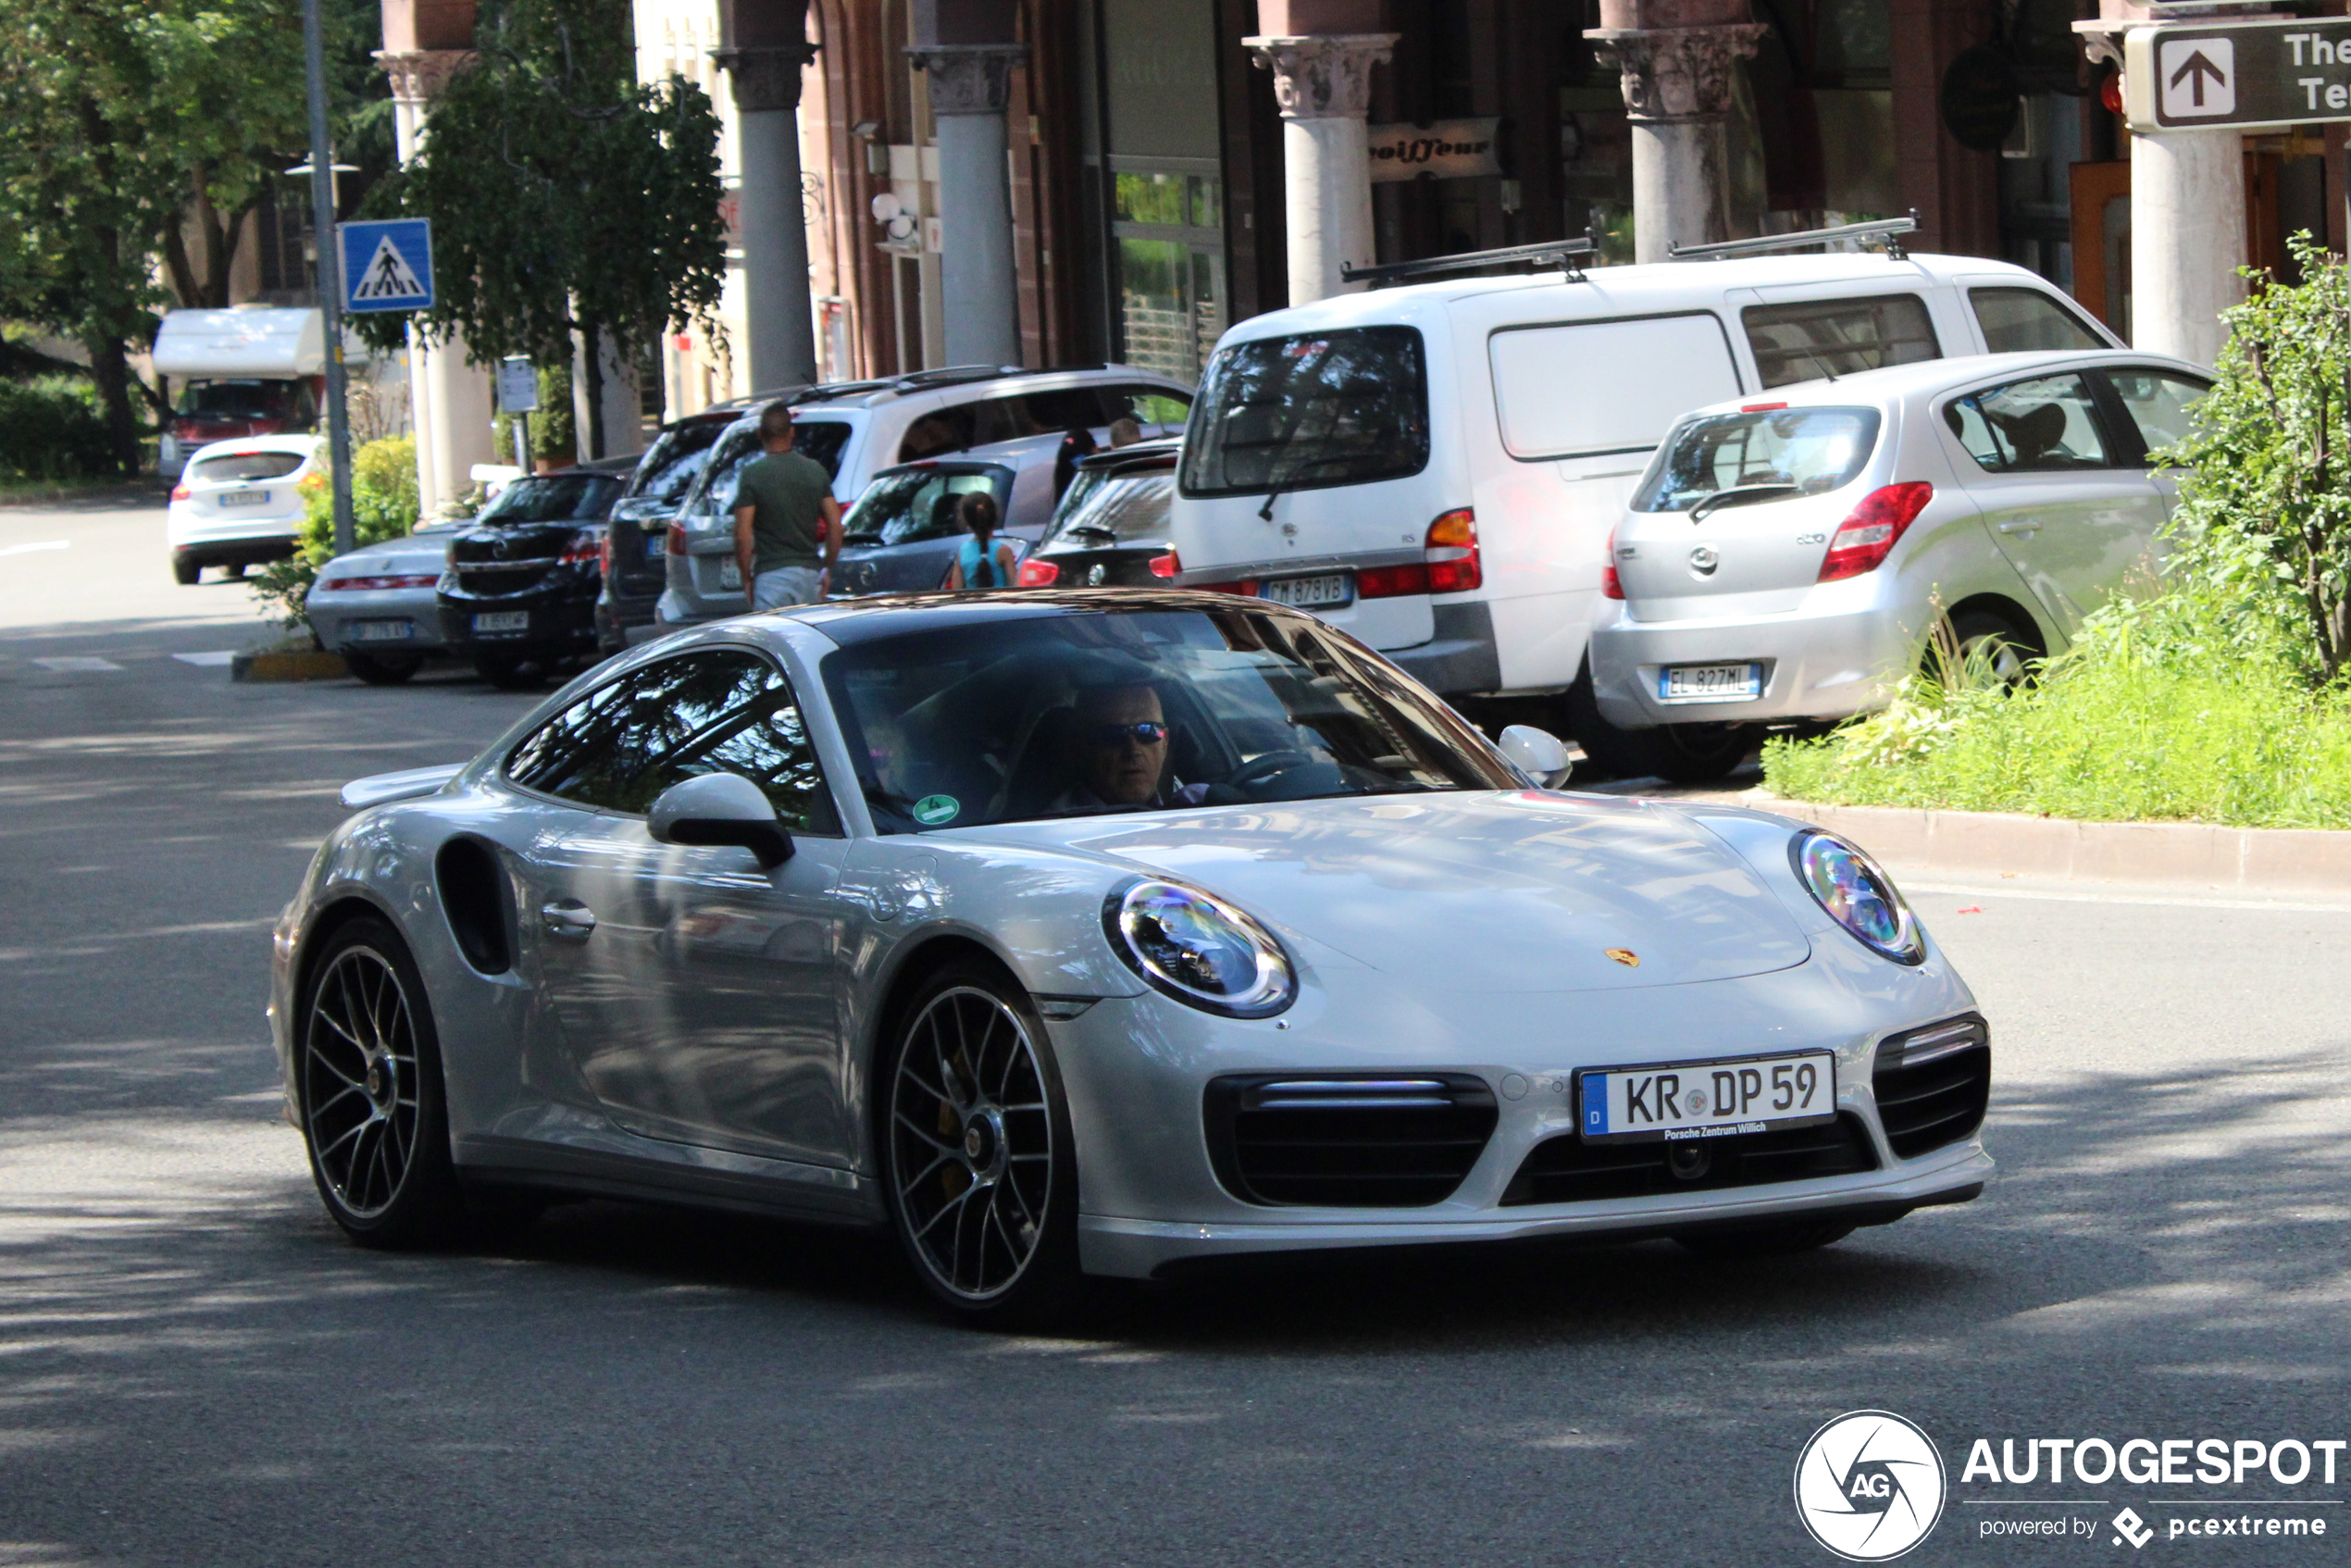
[1791,831,1923,964]
[1104,879,1295,1018]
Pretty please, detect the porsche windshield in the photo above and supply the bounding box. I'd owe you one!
[822,606,1519,832]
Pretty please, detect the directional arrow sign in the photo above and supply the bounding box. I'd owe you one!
[2127,18,2351,131]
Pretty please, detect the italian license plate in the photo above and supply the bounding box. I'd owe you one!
[718,560,743,591]
[218,489,269,507]
[472,610,529,633]
[1260,572,1350,609]
[645,534,665,558]
[351,619,414,642]
[1661,662,1762,701]
[1577,1052,1835,1143]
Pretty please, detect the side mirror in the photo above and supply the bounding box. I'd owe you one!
[648,773,793,868]
[1498,724,1574,790]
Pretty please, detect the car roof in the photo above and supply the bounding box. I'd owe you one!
[1076,437,1181,475]
[758,586,1316,646]
[1676,348,2210,418]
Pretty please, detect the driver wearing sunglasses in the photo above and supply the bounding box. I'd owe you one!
[1048,683,1200,813]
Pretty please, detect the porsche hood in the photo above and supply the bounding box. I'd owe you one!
[1005,792,1814,994]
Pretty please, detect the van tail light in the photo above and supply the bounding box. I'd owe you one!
[562,530,602,568]
[1818,483,1934,582]
[1016,556,1060,587]
[1149,551,1178,579]
[1601,527,1623,600]
[170,484,191,502]
[1357,563,1429,599]
[1424,508,1480,593]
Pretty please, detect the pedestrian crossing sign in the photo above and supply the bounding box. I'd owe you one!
[337,218,435,314]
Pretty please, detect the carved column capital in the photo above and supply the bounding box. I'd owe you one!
[1584,23,1767,122]
[1244,33,1399,120]
[374,49,476,104]
[712,43,821,113]
[905,43,1029,116]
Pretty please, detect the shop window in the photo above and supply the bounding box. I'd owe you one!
[1743,294,1939,389]
[1112,166,1225,380]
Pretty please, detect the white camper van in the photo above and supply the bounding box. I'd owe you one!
[152,306,326,479]
[1167,226,2121,777]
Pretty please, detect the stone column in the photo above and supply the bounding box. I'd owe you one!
[907,43,1027,367]
[715,39,823,390]
[2125,131,2243,367]
[379,47,497,513]
[1586,0,1766,263]
[1245,33,1396,305]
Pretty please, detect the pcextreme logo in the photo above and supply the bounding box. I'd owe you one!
[1795,1410,1949,1562]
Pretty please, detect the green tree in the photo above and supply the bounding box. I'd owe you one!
[2160,234,2351,685]
[354,0,726,457]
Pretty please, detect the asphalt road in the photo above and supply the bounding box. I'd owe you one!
[5,498,2350,1567]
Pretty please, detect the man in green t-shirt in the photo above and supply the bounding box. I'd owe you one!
[732,402,843,609]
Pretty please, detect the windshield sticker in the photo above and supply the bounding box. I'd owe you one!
[912,794,960,827]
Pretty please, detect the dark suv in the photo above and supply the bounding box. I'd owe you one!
[1014,439,1180,588]
[438,464,630,688]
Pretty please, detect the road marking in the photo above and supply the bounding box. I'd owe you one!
[173,651,238,666]
[31,656,122,672]
[0,539,69,558]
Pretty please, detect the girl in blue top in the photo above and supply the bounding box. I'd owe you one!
[947,492,1019,589]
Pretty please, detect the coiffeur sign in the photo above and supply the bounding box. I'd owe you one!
[1365,118,1501,182]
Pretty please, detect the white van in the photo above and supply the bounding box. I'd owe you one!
[1166,231,2121,775]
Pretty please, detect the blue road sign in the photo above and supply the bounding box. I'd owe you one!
[338,219,435,314]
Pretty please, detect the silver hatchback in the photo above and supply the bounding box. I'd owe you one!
[1586,350,2209,760]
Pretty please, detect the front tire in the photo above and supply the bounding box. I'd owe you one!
[295,916,465,1248]
[880,962,1081,1323]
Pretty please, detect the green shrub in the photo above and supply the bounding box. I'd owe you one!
[250,435,427,628]
[0,377,118,479]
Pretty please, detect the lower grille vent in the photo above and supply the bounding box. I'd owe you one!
[1499,1114,1878,1207]
[1205,1074,1499,1208]
[1873,1016,1991,1159]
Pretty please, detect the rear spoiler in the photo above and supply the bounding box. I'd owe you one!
[341,764,464,810]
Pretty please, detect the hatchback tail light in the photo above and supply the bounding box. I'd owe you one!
[1818,483,1934,582]
[1016,556,1060,587]
[1149,551,1178,579]
[170,484,191,502]
[1601,527,1623,600]
[561,530,602,568]
[1424,508,1481,593]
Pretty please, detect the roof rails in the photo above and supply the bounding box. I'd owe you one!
[1669,213,1917,263]
[888,365,1023,392]
[1341,233,1598,289]
[786,378,895,405]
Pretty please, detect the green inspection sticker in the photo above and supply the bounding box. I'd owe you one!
[912,794,960,826]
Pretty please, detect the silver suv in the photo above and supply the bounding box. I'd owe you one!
[654,365,1193,629]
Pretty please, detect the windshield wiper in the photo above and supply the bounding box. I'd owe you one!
[1688,483,1801,523]
[1061,524,1118,541]
[1255,454,1360,521]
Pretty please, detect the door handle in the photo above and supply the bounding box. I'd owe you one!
[540,899,597,941]
[1996,520,2041,536]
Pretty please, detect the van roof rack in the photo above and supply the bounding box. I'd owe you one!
[887,365,1023,392]
[1669,214,1916,263]
[1341,233,1598,289]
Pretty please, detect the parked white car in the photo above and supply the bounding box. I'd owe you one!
[1165,230,2122,774]
[166,435,322,584]
[305,520,467,684]
[655,366,1193,629]
[1586,349,2211,757]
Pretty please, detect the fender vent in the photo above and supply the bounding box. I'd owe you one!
[1872,1015,1991,1159]
[435,837,513,976]
[1500,1114,1878,1206]
[1204,1074,1499,1208]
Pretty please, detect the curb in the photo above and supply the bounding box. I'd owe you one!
[1761,800,2351,900]
[232,650,347,683]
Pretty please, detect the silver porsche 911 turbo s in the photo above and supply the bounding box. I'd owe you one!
[269,590,1992,1321]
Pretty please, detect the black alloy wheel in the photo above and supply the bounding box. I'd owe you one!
[880,962,1080,1322]
[296,916,465,1248]
[344,650,423,685]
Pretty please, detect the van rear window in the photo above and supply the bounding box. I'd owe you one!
[1488,314,1741,459]
[1632,407,1882,513]
[1743,294,1939,389]
[1179,328,1428,498]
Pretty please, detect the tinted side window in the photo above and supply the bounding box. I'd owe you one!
[1942,373,2113,472]
[2102,368,2209,463]
[506,651,839,831]
[898,404,977,463]
[1972,287,2105,354]
[1743,294,1940,389]
[1179,327,1428,496]
[789,418,852,479]
[1099,384,1192,427]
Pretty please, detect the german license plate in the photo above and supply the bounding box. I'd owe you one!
[1577,1052,1835,1144]
[472,610,529,633]
[351,619,414,642]
[1260,572,1350,609]
[218,489,270,507]
[1661,662,1762,701]
[718,560,742,591]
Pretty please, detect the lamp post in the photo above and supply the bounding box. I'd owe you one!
[301,0,355,556]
